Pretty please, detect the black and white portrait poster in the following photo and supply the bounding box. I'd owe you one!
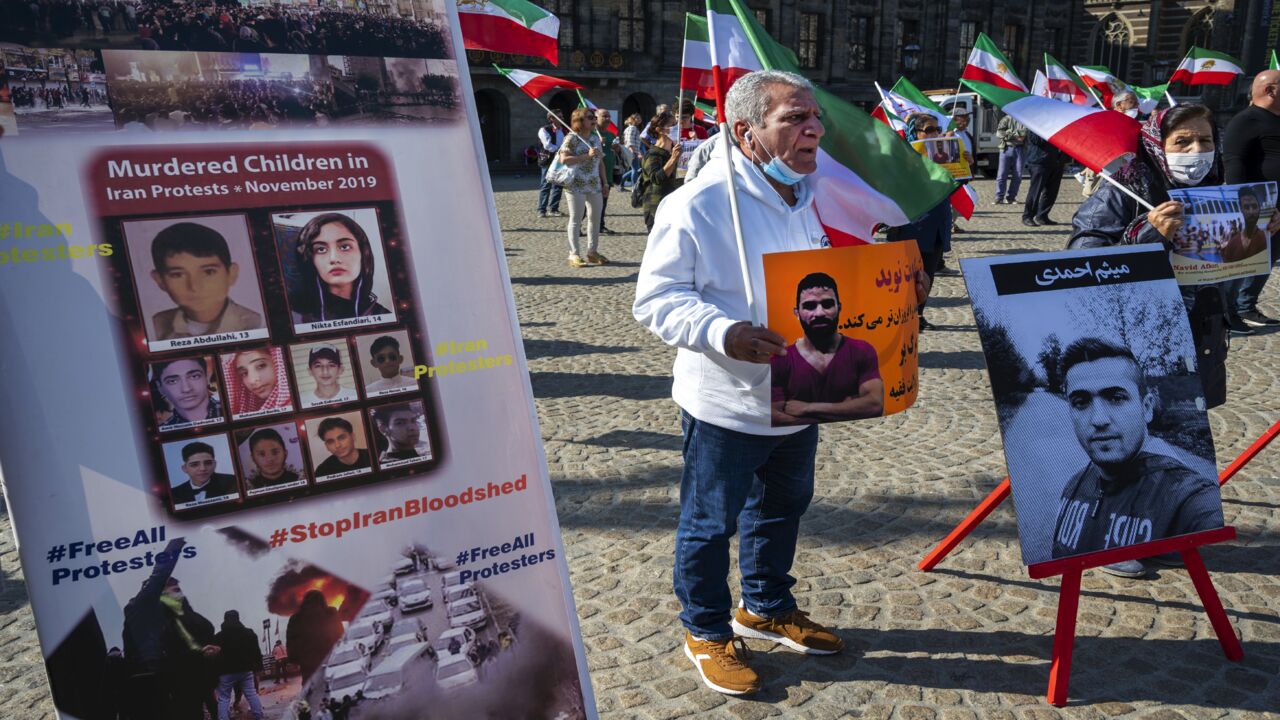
[963,245,1224,565]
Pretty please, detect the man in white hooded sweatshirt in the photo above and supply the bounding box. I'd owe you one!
[635,70,924,696]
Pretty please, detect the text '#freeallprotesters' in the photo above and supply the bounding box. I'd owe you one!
[272,474,529,548]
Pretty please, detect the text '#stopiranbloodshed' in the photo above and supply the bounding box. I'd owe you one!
[270,473,530,548]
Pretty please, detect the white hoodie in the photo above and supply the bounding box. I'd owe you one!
[633,142,829,436]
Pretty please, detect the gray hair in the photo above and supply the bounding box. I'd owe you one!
[724,70,815,136]
[1113,90,1138,106]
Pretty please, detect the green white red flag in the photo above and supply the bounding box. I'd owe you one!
[1044,53,1095,106]
[961,32,1028,92]
[460,0,560,66]
[1073,65,1128,108]
[1170,47,1245,86]
[1133,84,1170,111]
[705,0,956,245]
[871,77,952,134]
[962,78,1139,174]
[576,90,619,135]
[681,13,716,100]
[1271,50,1279,71]
[494,65,582,99]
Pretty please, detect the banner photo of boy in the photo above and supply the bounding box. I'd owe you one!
[1168,181,1277,285]
[763,242,923,427]
[911,137,972,180]
[964,244,1224,566]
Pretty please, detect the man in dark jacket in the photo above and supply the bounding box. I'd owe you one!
[1021,132,1066,227]
[1050,338,1222,561]
[1221,70,1280,332]
[122,538,220,719]
[214,610,265,720]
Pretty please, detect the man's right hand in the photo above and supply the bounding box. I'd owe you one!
[725,322,786,363]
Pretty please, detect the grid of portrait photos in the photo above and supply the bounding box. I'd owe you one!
[100,201,439,517]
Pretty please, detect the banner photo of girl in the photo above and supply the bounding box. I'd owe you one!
[964,244,1224,566]
[1167,181,1277,285]
[763,242,923,427]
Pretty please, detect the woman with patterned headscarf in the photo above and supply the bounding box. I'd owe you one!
[223,346,293,417]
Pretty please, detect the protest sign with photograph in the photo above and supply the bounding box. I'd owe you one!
[963,245,1224,566]
[0,4,594,719]
[911,137,972,180]
[1168,181,1276,285]
[763,242,923,427]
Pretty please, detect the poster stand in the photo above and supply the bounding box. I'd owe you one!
[918,417,1280,571]
[1029,526,1241,706]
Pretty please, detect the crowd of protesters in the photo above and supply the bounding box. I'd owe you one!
[107,77,335,130]
[2,0,451,58]
[8,83,108,108]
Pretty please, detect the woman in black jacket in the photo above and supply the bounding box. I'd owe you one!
[1069,104,1279,409]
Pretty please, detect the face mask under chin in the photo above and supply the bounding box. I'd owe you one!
[748,126,806,186]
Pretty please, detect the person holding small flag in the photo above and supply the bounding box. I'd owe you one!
[886,113,952,330]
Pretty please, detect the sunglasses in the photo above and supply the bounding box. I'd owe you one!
[800,299,837,310]
[918,126,941,135]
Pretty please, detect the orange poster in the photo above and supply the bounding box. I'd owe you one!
[763,242,923,426]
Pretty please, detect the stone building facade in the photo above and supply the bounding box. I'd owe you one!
[468,0,1272,166]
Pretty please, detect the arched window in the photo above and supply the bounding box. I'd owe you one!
[1092,14,1130,77]
[1184,9,1214,53]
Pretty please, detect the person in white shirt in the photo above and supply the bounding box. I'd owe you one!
[634,70,928,697]
[536,114,565,217]
[300,345,358,407]
[364,335,416,393]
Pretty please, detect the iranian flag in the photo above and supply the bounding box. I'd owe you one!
[1271,49,1279,71]
[1133,83,1169,112]
[494,65,581,99]
[692,99,718,126]
[961,32,1028,92]
[1170,47,1244,85]
[576,90,619,134]
[1073,65,1127,108]
[1044,53,1095,106]
[459,0,560,66]
[706,0,956,245]
[681,13,716,100]
[1031,69,1052,98]
[871,77,952,134]
[962,78,1139,173]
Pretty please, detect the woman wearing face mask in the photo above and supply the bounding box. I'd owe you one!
[639,111,682,231]
[885,113,952,331]
[1070,104,1280,410]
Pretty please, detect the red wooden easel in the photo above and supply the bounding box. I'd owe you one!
[916,418,1278,705]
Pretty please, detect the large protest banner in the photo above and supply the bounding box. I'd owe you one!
[763,243,922,426]
[963,245,1224,565]
[0,4,595,719]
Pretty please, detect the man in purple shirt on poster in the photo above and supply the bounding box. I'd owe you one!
[771,272,884,426]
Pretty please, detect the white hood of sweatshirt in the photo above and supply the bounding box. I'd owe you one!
[633,142,830,435]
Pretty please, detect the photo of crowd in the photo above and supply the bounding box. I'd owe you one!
[2,0,452,59]
[102,49,459,130]
[0,44,112,132]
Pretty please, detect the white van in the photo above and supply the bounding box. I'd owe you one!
[362,645,422,700]
[441,571,465,591]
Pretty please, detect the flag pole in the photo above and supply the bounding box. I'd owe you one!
[1165,90,1178,107]
[495,65,587,144]
[873,81,897,126]
[706,2,759,326]
[1097,169,1156,211]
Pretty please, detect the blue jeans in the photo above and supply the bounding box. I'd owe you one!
[996,146,1024,201]
[674,410,819,640]
[1224,238,1280,315]
[621,155,642,188]
[537,165,562,213]
[218,671,263,720]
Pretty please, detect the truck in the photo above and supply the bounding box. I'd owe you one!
[923,91,1003,177]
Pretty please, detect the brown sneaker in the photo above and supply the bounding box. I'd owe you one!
[683,632,760,695]
[586,252,608,265]
[730,606,844,655]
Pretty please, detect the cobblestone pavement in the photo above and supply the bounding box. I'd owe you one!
[3,177,1279,719]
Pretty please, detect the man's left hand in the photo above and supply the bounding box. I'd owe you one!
[783,400,809,417]
[915,271,932,306]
